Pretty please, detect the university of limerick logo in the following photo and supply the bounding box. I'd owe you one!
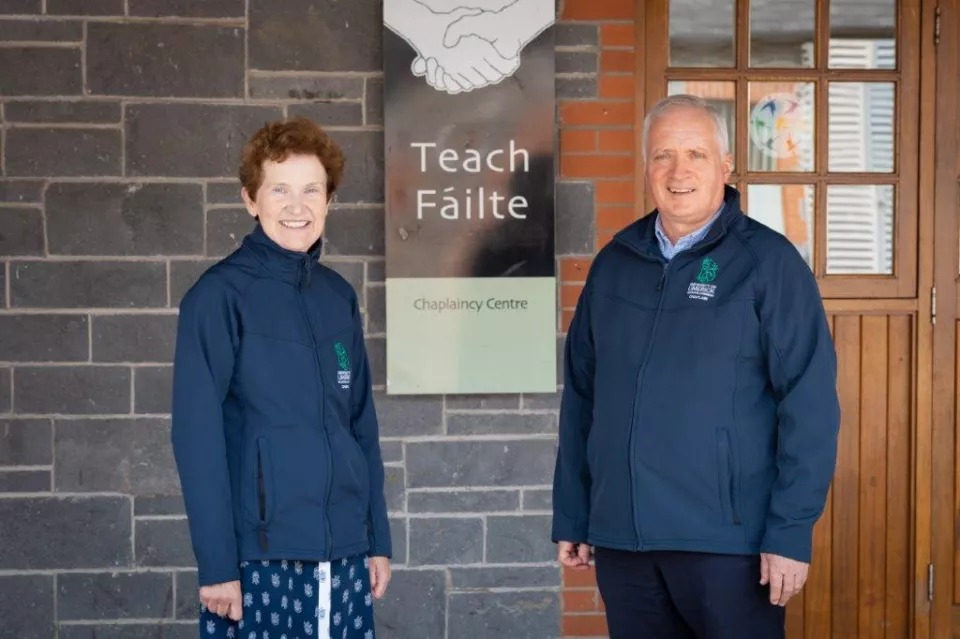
[334,342,351,389]
[688,257,718,301]
[695,257,718,284]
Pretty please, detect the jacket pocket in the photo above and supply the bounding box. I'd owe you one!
[716,429,741,525]
[253,437,275,526]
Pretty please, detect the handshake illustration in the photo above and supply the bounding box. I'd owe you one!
[385,0,553,94]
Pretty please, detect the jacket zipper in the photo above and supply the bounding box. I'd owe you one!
[614,224,733,549]
[297,282,334,562]
[625,261,669,550]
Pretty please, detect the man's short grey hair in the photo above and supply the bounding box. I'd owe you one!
[642,94,730,161]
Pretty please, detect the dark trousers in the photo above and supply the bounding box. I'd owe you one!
[594,547,785,639]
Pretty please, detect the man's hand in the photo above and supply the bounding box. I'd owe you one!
[557,541,592,570]
[760,553,809,606]
[199,580,242,621]
[369,556,392,599]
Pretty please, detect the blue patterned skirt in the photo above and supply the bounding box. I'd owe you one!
[199,554,375,639]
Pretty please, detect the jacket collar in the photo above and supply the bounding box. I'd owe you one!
[242,223,324,288]
[614,185,742,261]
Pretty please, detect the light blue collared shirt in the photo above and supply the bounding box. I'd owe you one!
[654,206,724,261]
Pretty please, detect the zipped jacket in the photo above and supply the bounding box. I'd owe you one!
[172,224,391,587]
[552,186,840,563]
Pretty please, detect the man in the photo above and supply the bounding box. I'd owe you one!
[551,94,840,638]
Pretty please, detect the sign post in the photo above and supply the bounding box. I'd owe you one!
[383,0,557,395]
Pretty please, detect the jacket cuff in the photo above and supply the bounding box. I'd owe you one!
[368,527,393,558]
[760,523,814,563]
[551,514,589,544]
[197,563,241,588]
[368,540,393,558]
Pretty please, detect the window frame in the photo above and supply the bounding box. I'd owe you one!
[640,0,919,298]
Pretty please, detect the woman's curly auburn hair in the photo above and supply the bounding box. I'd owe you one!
[239,117,345,201]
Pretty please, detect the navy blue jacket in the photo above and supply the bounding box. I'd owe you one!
[552,187,839,563]
[171,224,391,587]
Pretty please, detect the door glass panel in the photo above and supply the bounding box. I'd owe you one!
[669,0,735,67]
[654,0,916,297]
[747,82,815,172]
[667,81,736,167]
[826,184,894,274]
[747,184,815,268]
[829,0,896,69]
[749,0,815,68]
[828,82,895,173]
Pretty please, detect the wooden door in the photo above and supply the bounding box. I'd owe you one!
[930,0,960,636]
[641,0,937,635]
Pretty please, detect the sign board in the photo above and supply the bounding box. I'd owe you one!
[383,0,557,395]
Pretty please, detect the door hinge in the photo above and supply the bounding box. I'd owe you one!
[928,563,935,601]
[935,6,942,45]
[931,286,937,324]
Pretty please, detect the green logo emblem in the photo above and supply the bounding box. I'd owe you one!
[696,257,718,284]
[334,342,349,371]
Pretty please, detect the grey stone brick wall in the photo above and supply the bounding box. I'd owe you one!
[0,1,597,637]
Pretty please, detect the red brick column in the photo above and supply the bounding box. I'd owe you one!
[557,0,638,636]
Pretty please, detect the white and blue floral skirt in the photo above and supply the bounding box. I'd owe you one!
[199,554,375,639]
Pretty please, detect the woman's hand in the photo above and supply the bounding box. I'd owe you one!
[200,580,243,621]
[368,556,392,599]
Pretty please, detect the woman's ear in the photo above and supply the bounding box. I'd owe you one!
[241,187,259,220]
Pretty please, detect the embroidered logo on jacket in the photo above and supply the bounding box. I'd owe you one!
[695,257,718,283]
[334,342,351,389]
[688,257,718,301]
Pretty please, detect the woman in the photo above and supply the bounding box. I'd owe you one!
[171,117,392,639]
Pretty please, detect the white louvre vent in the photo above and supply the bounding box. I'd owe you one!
[825,39,896,274]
